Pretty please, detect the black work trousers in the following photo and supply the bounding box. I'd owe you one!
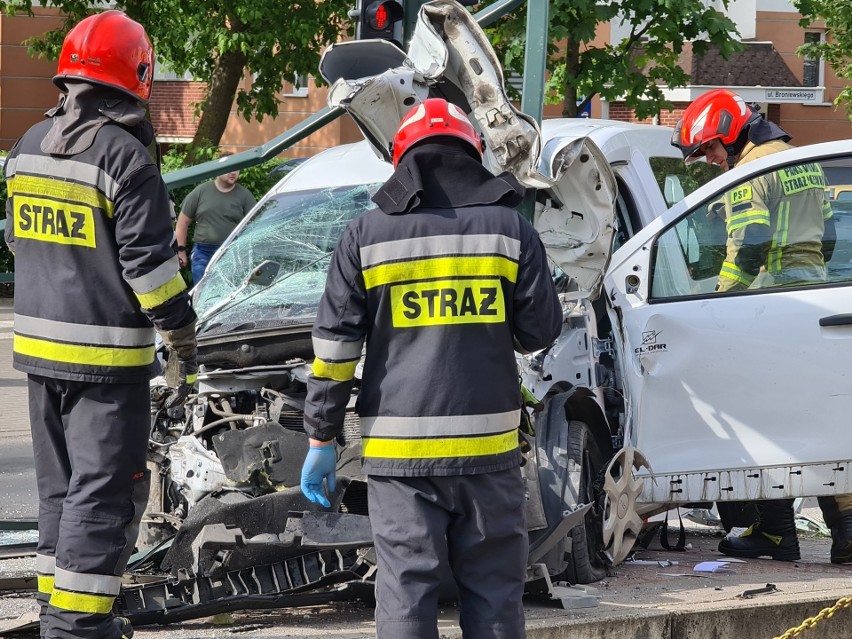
[28,375,150,639]
[368,467,528,639]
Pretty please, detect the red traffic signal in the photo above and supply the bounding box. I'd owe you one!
[360,0,404,39]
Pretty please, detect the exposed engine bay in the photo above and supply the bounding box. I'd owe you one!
[125,322,596,624]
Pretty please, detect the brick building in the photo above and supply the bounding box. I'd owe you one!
[0,6,362,158]
[0,2,848,158]
[575,0,851,143]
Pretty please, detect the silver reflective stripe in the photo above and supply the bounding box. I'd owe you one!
[5,156,18,178]
[360,234,522,268]
[36,553,56,575]
[361,410,520,438]
[14,314,154,347]
[312,336,364,362]
[54,567,121,596]
[12,154,119,200]
[125,256,181,294]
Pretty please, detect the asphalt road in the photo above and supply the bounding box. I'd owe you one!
[0,441,35,521]
[0,301,37,521]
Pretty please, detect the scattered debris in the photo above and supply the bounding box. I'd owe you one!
[739,583,779,599]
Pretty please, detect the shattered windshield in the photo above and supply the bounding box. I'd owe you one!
[193,183,383,335]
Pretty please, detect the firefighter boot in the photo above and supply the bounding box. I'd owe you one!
[718,499,800,561]
[818,496,852,564]
[828,513,852,564]
[114,616,133,638]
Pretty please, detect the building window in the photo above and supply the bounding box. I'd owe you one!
[282,74,310,98]
[802,31,823,88]
[154,62,196,82]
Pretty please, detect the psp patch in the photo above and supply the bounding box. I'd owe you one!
[14,196,96,248]
[728,185,753,205]
[391,278,505,327]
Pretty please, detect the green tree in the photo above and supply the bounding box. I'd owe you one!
[0,0,351,153]
[795,0,852,118]
[483,0,740,119]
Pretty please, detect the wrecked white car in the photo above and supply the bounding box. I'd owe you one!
[123,0,852,625]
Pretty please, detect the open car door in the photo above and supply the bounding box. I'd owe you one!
[605,140,852,509]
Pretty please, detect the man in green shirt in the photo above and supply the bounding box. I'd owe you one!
[176,161,256,284]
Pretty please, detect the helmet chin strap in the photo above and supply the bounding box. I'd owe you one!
[724,111,762,167]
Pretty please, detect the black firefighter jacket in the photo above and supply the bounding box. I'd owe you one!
[3,86,195,384]
[303,143,563,477]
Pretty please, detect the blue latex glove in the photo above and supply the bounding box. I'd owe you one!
[300,442,337,508]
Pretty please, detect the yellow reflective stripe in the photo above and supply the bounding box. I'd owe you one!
[37,575,55,595]
[14,334,155,367]
[767,201,790,273]
[362,256,519,290]
[8,174,113,217]
[726,210,770,233]
[134,273,187,310]
[823,200,833,220]
[719,261,754,286]
[363,429,518,459]
[50,589,115,615]
[312,357,358,382]
[186,373,198,384]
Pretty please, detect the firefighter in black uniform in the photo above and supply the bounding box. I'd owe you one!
[300,98,562,639]
[3,11,197,638]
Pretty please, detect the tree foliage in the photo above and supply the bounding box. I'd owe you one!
[482,0,740,119]
[0,0,352,151]
[795,0,852,119]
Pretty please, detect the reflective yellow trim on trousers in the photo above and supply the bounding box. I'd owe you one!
[14,334,155,367]
[186,373,198,384]
[363,256,518,289]
[363,429,519,459]
[37,575,55,595]
[134,273,187,310]
[50,589,115,614]
[312,357,358,382]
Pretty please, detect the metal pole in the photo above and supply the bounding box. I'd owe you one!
[403,0,426,47]
[518,0,548,222]
[163,107,345,190]
[520,0,548,124]
[473,0,526,29]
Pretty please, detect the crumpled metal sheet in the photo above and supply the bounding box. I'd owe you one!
[535,135,618,298]
[321,0,545,189]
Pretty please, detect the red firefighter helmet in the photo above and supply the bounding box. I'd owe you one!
[672,89,757,161]
[392,98,483,167]
[54,10,154,103]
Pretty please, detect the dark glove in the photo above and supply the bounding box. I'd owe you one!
[163,350,198,416]
[300,442,337,508]
[157,321,198,417]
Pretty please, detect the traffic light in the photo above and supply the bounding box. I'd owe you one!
[356,0,404,43]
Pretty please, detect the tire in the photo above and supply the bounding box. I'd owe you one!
[559,419,609,584]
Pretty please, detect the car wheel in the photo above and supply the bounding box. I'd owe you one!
[559,419,609,584]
